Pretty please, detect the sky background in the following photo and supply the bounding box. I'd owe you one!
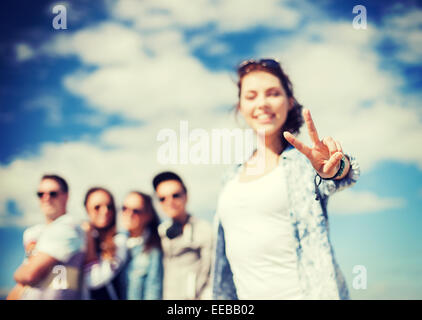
[1,0,422,299]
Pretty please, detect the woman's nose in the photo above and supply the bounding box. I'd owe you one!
[99,205,109,215]
[255,94,269,109]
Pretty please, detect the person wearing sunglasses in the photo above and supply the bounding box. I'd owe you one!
[82,187,128,300]
[117,191,163,300]
[212,59,360,300]
[153,171,212,300]
[9,174,86,300]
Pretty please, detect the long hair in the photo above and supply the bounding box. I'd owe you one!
[130,191,162,252]
[84,187,117,260]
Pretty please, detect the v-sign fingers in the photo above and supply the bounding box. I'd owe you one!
[324,152,343,174]
[323,137,337,157]
[303,108,320,146]
[284,131,312,158]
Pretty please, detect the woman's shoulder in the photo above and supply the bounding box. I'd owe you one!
[281,145,314,171]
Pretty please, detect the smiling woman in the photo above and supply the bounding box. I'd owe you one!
[82,187,128,300]
[212,58,360,300]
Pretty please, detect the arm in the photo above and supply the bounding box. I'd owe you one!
[83,233,128,289]
[143,249,163,300]
[6,284,26,300]
[82,224,99,265]
[14,252,59,286]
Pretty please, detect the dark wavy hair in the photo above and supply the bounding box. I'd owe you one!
[129,191,162,252]
[236,59,304,150]
[84,187,117,260]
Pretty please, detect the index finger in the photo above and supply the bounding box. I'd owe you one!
[303,108,320,145]
[283,131,311,158]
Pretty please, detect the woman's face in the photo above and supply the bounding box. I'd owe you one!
[239,71,293,139]
[121,193,152,234]
[86,190,115,229]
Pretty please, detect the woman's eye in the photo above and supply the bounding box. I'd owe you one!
[94,205,100,210]
[268,90,280,97]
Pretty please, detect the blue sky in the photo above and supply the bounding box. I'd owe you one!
[1,0,422,299]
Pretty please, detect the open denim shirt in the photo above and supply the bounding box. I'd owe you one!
[212,145,360,300]
[118,236,163,300]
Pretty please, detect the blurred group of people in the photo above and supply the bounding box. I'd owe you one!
[7,172,212,300]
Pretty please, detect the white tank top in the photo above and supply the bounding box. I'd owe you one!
[216,165,303,299]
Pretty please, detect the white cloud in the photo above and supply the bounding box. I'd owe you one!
[382,8,422,64]
[112,0,301,32]
[45,23,146,66]
[52,27,236,121]
[15,43,35,62]
[329,190,405,214]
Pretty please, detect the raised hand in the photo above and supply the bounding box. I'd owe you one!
[283,108,346,179]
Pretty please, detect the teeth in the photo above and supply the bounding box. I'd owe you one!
[256,114,272,120]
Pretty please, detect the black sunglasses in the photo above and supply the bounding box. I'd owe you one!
[158,192,185,203]
[122,206,145,215]
[37,191,61,199]
[237,58,281,75]
[94,204,113,211]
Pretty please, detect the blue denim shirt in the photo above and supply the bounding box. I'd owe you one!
[212,145,360,300]
[118,238,163,300]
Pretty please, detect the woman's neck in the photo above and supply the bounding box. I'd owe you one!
[258,132,284,161]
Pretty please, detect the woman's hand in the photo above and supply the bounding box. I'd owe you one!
[82,221,98,264]
[283,108,349,179]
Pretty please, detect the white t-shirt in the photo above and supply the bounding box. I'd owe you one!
[216,165,303,300]
[35,214,85,263]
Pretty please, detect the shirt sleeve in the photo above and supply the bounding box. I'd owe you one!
[35,222,84,263]
[83,232,128,289]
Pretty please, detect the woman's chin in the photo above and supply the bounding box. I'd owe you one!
[253,124,281,137]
